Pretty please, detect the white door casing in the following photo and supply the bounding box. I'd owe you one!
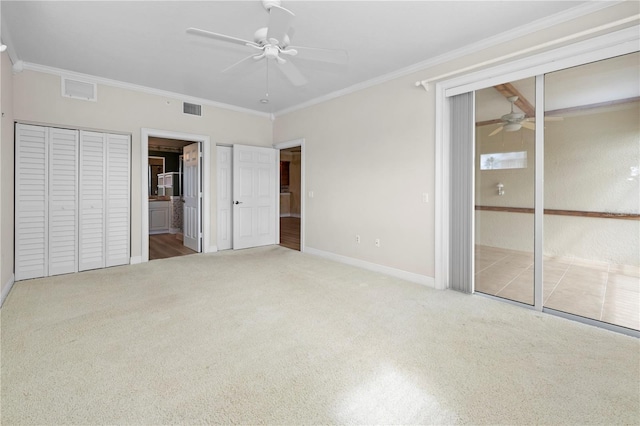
[183,142,201,252]
[216,146,233,251]
[233,144,277,250]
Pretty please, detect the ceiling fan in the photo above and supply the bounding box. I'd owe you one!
[186,0,348,88]
[489,96,563,136]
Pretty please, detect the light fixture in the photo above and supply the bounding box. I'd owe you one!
[0,45,7,52]
[503,123,521,132]
[497,183,505,196]
[260,98,269,104]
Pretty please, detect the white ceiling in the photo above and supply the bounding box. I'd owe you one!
[0,0,622,116]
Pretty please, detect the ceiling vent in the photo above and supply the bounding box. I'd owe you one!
[183,102,202,117]
[61,77,97,101]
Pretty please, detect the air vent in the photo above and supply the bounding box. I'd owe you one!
[183,102,202,117]
[61,77,97,101]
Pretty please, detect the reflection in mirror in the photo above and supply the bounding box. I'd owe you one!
[543,52,639,331]
[149,156,165,196]
[474,77,536,305]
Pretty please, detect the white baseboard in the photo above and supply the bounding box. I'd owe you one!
[1,273,16,308]
[149,230,169,235]
[304,247,435,288]
[206,245,218,253]
[130,256,143,265]
[169,228,180,234]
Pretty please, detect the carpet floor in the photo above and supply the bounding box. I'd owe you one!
[1,246,638,424]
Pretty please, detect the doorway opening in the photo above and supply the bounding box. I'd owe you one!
[279,146,301,251]
[147,137,199,261]
[141,128,211,264]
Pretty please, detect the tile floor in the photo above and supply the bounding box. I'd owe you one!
[475,245,640,331]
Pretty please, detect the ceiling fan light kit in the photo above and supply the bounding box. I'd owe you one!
[186,0,349,96]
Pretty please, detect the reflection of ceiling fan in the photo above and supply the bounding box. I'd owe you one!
[490,95,563,136]
[186,0,348,88]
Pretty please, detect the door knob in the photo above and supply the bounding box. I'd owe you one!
[234,201,242,205]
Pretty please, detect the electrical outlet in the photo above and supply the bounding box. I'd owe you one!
[356,235,361,244]
[308,191,314,198]
[422,193,429,203]
[375,238,380,247]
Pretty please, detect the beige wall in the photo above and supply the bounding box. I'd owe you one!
[274,74,435,276]
[1,51,15,299]
[475,104,640,266]
[12,70,272,261]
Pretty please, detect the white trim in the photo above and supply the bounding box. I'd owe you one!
[418,15,639,91]
[141,129,211,263]
[273,138,305,252]
[21,62,270,119]
[433,26,640,291]
[274,1,623,117]
[208,245,218,253]
[1,274,16,307]
[130,255,143,265]
[534,74,545,311]
[305,247,435,288]
[444,25,640,97]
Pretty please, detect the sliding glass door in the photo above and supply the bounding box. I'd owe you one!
[542,53,639,330]
[470,53,639,332]
[474,78,536,305]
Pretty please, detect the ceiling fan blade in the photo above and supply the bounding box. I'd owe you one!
[286,45,349,64]
[521,121,535,130]
[266,5,294,45]
[277,59,307,87]
[489,126,504,136]
[221,54,261,74]
[186,27,258,48]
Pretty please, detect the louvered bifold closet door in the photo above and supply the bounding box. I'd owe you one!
[105,134,130,267]
[48,128,79,276]
[15,124,49,280]
[79,131,106,271]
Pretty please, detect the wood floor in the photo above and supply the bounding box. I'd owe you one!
[280,217,300,251]
[149,233,196,260]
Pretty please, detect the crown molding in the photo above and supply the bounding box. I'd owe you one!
[21,62,271,119]
[274,0,624,117]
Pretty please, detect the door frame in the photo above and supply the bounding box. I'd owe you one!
[140,128,211,263]
[433,26,639,292]
[273,138,305,252]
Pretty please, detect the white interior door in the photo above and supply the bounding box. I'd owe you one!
[233,144,276,250]
[183,142,201,252]
[15,124,49,280]
[105,134,130,267]
[217,146,233,250]
[48,127,79,276]
[79,131,106,272]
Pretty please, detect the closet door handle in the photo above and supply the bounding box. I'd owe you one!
[234,201,242,205]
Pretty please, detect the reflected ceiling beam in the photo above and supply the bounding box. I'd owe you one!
[493,83,535,117]
[545,96,640,117]
[476,96,640,126]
